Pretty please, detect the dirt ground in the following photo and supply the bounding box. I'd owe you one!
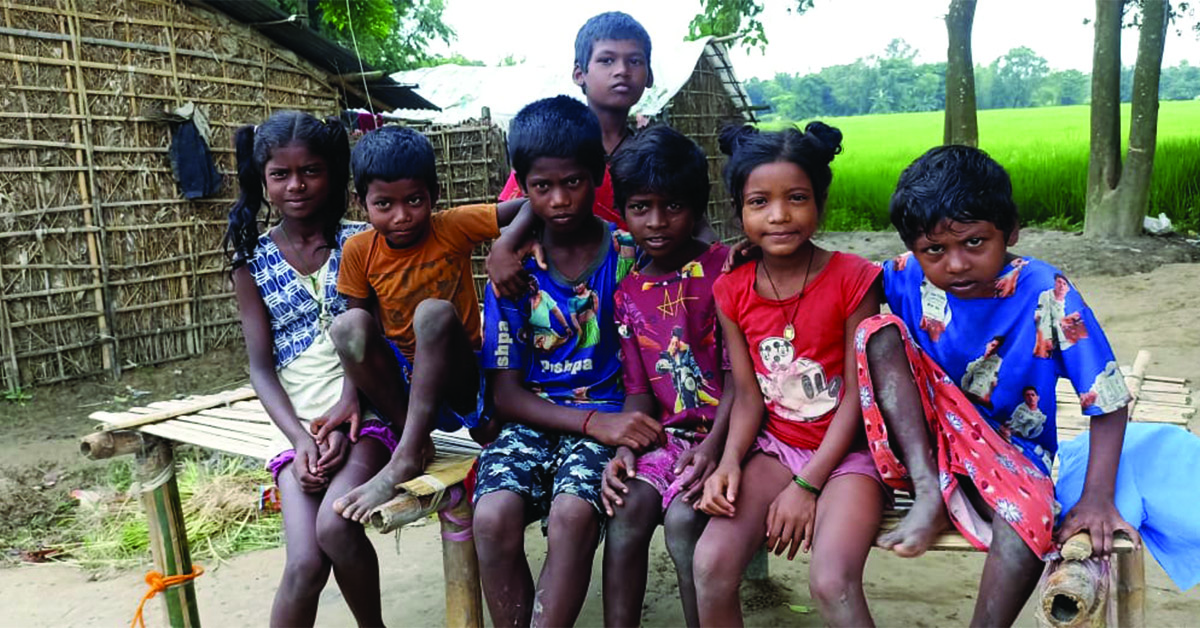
[1,230,1198,627]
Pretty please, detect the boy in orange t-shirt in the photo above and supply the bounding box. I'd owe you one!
[323,125,528,522]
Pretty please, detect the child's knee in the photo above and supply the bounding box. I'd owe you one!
[662,504,704,564]
[473,493,526,555]
[692,535,739,594]
[546,494,601,545]
[330,309,374,361]
[808,562,862,608]
[281,552,330,598]
[413,299,458,340]
[314,510,361,560]
[865,323,904,364]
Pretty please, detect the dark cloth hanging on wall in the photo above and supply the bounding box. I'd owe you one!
[169,119,222,199]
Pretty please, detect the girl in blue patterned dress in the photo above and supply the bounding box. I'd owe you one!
[226,111,391,627]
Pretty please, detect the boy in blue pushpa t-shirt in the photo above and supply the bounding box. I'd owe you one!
[474,96,664,627]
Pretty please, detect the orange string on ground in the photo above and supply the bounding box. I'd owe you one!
[130,565,205,628]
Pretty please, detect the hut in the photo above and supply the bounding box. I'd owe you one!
[0,0,435,389]
[390,36,758,294]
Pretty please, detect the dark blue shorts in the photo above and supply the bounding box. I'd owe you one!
[388,341,490,431]
[474,423,614,527]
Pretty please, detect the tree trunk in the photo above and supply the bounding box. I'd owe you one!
[943,0,979,146]
[1119,0,1168,236]
[1084,0,1167,239]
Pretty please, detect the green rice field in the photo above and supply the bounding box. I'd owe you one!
[764,101,1200,233]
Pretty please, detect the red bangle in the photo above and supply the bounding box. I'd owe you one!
[581,409,598,437]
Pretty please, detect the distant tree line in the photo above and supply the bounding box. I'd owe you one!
[744,38,1200,119]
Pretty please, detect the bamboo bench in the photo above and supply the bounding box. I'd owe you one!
[83,391,481,628]
[82,350,1193,628]
[876,350,1194,627]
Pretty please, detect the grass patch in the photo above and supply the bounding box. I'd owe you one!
[0,450,281,573]
[765,102,1200,233]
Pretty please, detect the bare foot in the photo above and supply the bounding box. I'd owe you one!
[334,437,435,523]
[878,496,950,558]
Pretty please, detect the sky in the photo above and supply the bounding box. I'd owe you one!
[430,0,1200,81]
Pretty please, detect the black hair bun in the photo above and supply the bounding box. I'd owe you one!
[718,124,758,156]
[804,121,843,160]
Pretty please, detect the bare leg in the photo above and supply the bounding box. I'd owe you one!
[475,490,535,628]
[316,439,391,627]
[330,308,409,428]
[333,300,480,521]
[970,504,1044,627]
[807,474,884,627]
[602,481,662,627]
[865,325,949,556]
[693,453,793,628]
[271,466,332,628]
[535,494,603,627]
[663,494,709,628]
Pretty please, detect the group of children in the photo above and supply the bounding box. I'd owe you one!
[226,10,1136,628]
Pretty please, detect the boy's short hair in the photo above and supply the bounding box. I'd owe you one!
[508,96,605,188]
[609,125,709,218]
[574,11,652,73]
[890,145,1019,247]
[351,125,439,202]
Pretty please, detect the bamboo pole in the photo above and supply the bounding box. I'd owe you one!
[1116,544,1145,628]
[439,492,483,628]
[63,0,118,379]
[0,2,28,387]
[135,436,201,628]
[80,429,144,460]
[744,546,769,582]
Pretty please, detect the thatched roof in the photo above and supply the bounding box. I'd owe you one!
[188,0,439,111]
[389,37,754,129]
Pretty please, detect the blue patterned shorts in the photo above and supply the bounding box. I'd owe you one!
[474,423,614,528]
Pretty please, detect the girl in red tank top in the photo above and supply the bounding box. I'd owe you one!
[694,123,886,627]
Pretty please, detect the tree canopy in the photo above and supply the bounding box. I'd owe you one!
[743,41,1200,121]
[272,0,455,72]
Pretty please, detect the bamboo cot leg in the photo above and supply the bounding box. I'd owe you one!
[136,436,201,628]
[745,546,770,582]
[439,492,483,628]
[1115,544,1145,628]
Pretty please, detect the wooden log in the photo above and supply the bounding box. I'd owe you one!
[1116,543,1145,628]
[79,429,144,460]
[1039,558,1107,628]
[136,436,201,628]
[439,491,483,628]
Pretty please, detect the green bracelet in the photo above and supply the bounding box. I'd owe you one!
[793,475,821,496]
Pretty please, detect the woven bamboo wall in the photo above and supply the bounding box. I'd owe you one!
[0,0,339,389]
[661,53,746,244]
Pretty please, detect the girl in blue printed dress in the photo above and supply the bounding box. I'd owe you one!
[226,111,391,627]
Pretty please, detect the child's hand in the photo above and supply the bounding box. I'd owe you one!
[311,394,362,444]
[291,437,328,493]
[722,239,761,273]
[588,410,665,451]
[673,438,720,505]
[315,430,350,476]
[601,446,637,516]
[487,239,547,301]
[765,483,817,560]
[698,461,741,517]
[1055,493,1140,557]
